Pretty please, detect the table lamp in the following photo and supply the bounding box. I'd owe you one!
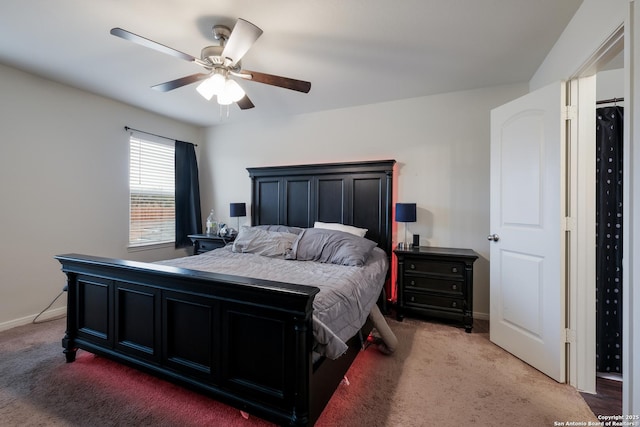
[395,203,416,249]
[229,202,246,232]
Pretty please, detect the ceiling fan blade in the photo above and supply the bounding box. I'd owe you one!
[240,70,311,93]
[151,73,210,92]
[236,95,255,110]
[110,27,199,64]
[221,19,263,64]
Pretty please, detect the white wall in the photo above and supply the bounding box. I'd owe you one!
[0,63,204,330]
[199,83,528,318]
[530,0,627,89]
[597,68,624,100]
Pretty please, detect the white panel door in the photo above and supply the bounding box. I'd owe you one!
[489,82,566,382]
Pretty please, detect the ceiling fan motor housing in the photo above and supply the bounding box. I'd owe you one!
[212,25,231,42]
[200,46,224,65]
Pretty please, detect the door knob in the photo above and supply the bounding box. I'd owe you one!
[487,234,500,242]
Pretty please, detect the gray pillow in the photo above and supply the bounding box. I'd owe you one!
[253,224,304,235]
[287,228,377,266]
[232,226,299,257]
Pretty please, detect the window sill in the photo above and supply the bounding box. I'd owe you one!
[127,241,175,253]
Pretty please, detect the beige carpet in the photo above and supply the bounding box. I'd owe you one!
[0,316,597,426]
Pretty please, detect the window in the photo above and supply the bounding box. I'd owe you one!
[129,135,175,247]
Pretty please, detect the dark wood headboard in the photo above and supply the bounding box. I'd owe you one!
[247,160,396,255]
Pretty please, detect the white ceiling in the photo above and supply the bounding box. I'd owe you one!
[0,0,583,127]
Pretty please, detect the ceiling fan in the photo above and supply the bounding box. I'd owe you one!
[110,18,311,110]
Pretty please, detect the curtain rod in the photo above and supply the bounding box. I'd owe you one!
[596,97,624,105]
[124,126,198,146]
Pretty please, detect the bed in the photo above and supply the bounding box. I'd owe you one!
[56,159,395,426]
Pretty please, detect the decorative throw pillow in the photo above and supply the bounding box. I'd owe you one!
[287,228,377,266]
[232,226,299,257]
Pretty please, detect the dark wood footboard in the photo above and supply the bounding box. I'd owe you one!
[56,253,350,426]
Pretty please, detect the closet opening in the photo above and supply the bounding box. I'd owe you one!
[585,64,624,415]
[594,95,623,382]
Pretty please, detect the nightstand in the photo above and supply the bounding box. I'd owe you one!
[394,246,478,332]
[188,233,235,255]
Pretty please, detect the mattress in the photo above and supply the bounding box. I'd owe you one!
[156,245,388,359]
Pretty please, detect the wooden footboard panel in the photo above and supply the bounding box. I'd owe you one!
[56,253,321,426]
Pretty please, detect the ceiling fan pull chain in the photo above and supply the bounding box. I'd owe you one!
[218,104,230,120]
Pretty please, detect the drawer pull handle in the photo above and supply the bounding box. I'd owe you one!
[410,296,415,302]
[410,264,415,270]
[451,284,457,290]
[452,267,458,273]
[452,301,457,308]
[410,280,415,286]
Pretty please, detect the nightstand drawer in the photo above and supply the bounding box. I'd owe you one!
[404,276,464,296]
[405,259,465,278]
[394,246,478,332]
[198,239,226,252]
[189,234,235,255]
[405,292,465,311]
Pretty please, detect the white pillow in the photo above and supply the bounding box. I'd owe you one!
[313,221,368,238]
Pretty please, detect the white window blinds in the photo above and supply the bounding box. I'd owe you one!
[129,135,175,247]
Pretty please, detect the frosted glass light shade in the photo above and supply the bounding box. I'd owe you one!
[217,79,245,105]
[196,73,225,100]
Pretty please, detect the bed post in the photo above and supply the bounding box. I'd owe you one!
[291,315,313,426]
[61,273,77,363]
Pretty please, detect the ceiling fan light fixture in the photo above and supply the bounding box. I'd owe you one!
[196,72,225,100]
[217,79,245,105]
[110,20,310,112]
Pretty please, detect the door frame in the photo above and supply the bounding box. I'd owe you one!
[569,25,624,394]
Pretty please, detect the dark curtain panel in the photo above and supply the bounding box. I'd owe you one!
[175,140,202,248]
[595,106,624,374]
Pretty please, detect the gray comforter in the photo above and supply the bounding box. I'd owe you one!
[156,245,388,359]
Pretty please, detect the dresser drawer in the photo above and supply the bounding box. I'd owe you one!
[404,292,465,311]
[404,276,464,296]
[404,259,465,278]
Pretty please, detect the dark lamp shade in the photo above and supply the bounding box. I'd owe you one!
[395,203,416,223]
[230,202,246,218]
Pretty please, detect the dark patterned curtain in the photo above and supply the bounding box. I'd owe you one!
[595,105,623,374]
[175,140,202,248]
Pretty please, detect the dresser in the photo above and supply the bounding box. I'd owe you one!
[394,246,478,332]
[188,233,235,255]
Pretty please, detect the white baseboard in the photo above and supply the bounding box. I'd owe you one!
[0,306,67,333]
[474,311,489,321]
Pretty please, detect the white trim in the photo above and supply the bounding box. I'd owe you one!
[0,306,66,333]
[623,0,639,415]
[564,14,625,395]
[569,2,637,412]
[570,24,624,79]
[473,311,489,321]
[570,75,597,394]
